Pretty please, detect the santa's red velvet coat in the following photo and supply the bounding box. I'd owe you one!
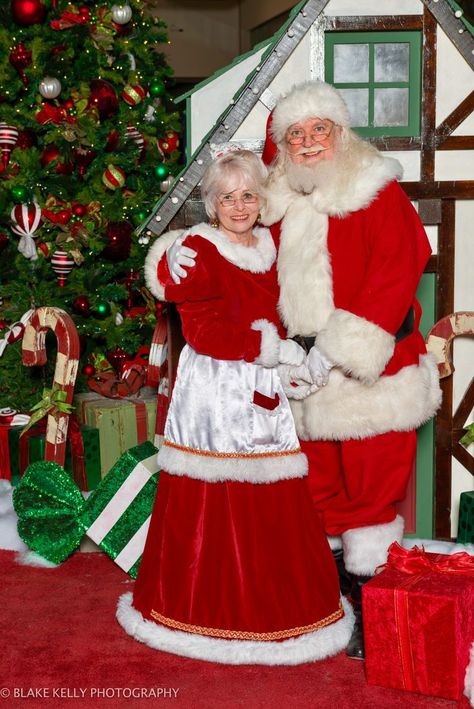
[262,137,442,574]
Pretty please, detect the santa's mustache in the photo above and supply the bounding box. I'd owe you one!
[293,143,329,156]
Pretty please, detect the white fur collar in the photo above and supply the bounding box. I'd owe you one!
[185,222,276,273]
[262,145,402,223]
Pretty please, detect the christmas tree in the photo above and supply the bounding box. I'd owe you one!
[0,0,181,412]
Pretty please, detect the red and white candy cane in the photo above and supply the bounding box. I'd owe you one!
[147,314,170,443]
[22,307,80,467]
[426,312,474,379]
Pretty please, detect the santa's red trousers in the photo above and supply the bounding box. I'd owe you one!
[300,430,417,535]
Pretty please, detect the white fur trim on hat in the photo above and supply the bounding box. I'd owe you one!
[342,515,404,576]
[157,442,307,483]
[116,593,355,665]
[317,309,395,384]
[251,319,281,367]
[271,82,351,144]
[290,354,442,441]
[144,229,184,301]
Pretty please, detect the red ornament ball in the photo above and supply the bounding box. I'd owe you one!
[72,294,91,316]
[158,130,180,155]
[102,221,133,261]
[122,84,146,106]
[102,164,126,190]
[36,241,51,258]
[40,145,73,175]
[82,363,95,377]
[11,0,47,26]
[72,203,86,217]
[87,79,119,121]
[74,146,97,176]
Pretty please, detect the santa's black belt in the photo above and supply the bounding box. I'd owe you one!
[292,307,415,353]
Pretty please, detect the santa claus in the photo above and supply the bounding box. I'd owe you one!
[258,81,442,657]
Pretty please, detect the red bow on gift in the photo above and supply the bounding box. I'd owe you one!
[383,541,474,575]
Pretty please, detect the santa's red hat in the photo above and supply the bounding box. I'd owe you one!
[262,81,350,165]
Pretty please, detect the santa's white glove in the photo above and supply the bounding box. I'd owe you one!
[278,363,319,400]
[166,236,197,284]
[306,346,333,387]
[278,339,305,366]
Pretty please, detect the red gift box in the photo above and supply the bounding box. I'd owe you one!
[364,542,474,700]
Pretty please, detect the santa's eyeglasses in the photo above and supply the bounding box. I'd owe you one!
[286,120,335,145]
[218,192,258,207]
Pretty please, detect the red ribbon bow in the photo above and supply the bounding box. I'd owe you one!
[384,541,474,575]
[35,103,76,126]
[50,9,90,30]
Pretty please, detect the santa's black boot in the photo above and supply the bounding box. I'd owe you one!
[331,549,352,596]
[346,574,372,659]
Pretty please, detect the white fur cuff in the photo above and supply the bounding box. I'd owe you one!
[251,319,281,368]
[144,229,184,301]
[342,515,404,575]
[317,309,395,384]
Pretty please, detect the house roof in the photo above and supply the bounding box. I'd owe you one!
[140,0,474,238]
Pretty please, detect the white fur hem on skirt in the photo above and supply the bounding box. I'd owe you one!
[116,593,354,665]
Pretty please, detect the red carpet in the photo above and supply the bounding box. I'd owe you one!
[1,549,469,709]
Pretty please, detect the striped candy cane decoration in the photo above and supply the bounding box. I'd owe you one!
[426,312,474,379]
[22,307,80,467]
[147,315,170,443]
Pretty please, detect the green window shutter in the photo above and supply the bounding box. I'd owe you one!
[325,31,422,138]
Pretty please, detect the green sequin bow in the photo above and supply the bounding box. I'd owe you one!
[12,441,159,576]
[13,461,88,564]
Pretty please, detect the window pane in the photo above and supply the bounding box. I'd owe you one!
[374,43,410,82]
[374,88,409,126]
[334,44,369,83]
[338,88,369,127]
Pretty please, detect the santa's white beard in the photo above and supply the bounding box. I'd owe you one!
[285,152,344,195]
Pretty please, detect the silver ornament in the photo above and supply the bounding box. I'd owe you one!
[111,4,132,24]
[160,176,173,193]
[39,77,62,100]
[115,312,124,326]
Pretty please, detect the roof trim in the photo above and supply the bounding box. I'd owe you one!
[141,0,474,239]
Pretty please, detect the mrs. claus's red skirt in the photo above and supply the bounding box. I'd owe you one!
[132,470,343,642]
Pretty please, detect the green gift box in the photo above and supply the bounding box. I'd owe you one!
[14,441,159,578]
[457,491,474,543]
[74,390,157,477]
[8,424,101,490]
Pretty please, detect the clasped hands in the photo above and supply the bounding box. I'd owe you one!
[278,345,333,400]
[167,238,332,400]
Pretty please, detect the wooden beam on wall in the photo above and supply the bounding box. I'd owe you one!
[420,6,437,182]
[434,199,456,539]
